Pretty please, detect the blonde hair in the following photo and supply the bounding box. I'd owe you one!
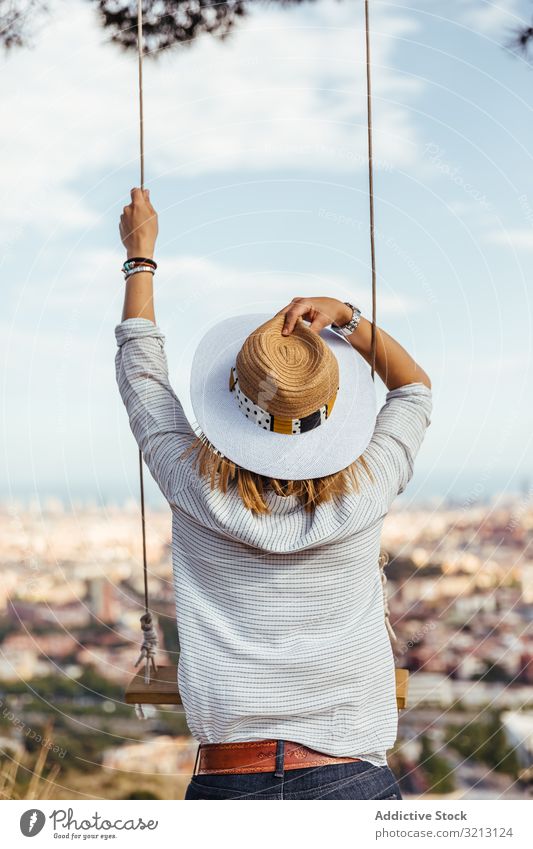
[181,434,374,515]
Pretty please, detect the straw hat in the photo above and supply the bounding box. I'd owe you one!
[190,312,376,480]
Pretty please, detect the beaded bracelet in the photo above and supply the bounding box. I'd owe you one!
[123,264,156,280]
[122,257,157,274]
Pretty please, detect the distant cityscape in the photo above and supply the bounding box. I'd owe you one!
[1,488,532,800]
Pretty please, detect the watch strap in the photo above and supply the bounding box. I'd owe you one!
[332,302,362,337]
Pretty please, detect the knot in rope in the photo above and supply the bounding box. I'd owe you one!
[133,611,159,720]
[135,611,159,678]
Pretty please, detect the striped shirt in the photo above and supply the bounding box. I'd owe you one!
[115,317,432,766]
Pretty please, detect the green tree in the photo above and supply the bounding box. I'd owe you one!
[125,789,160,799]
[482,712,520,776]
[419,734,456,795]
[472,661,512,684]
[2,1,532,57]
[445,711,520,778]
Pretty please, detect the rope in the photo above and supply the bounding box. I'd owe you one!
[135,0,151,630]
[137,0,145,189]
[135,611,159,677]
[138,446,150,617]
[132,1,158,718]
[364,3,403,702]
[378,551,397,643]
[364,0,378,381]
[363,3,403,702]
[133,611,159,720]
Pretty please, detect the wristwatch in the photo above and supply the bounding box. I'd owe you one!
[332,302,362,337]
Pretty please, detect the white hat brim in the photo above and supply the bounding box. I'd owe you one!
[190,313,376,480]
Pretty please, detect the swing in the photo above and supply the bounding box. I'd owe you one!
[124,0,409,715]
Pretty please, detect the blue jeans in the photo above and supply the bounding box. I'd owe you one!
[185,743,402,800]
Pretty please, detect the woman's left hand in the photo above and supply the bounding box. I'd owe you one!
[120,187,158,258]
[277,297,352,335]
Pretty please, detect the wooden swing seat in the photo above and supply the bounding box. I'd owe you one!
[125,665,181,706]
[125,665,409,710]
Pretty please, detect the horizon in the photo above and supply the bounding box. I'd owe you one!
[2,471,532,511]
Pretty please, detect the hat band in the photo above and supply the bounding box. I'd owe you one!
[229,366,337,435]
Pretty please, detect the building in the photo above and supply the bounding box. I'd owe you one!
[501,711,533,769]
[407,672,454,707]
[102,735,197,775]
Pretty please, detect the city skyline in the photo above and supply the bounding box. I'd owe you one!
[2,491,532,798]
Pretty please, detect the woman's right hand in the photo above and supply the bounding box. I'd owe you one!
[120,187,158,259]
[277,297,353,335]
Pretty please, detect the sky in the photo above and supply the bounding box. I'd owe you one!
[1,0,533,508]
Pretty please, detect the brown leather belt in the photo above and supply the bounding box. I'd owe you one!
[194,740,361,775]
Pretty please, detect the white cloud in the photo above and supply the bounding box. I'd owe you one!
[157,255,421,324]
[0,249,420,413]
[485,228,533,249]
[4,248,421,336]
[445,199,501,231]
[0,0,424,238]
[0,247,422,491]
[454,0,524,34]
[149,1,423,177]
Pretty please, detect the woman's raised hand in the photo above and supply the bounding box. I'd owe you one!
[277,297,352,336]
[119,187,158,259]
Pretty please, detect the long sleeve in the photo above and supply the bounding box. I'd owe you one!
[363,382,433,506]
[115,317,195,503]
